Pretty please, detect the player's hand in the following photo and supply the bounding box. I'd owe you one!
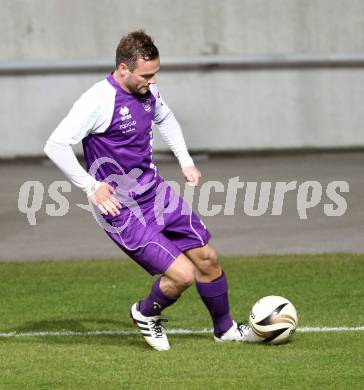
[89,182,122,216]
[182,165,201,187]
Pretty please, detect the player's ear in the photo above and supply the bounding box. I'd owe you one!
[117,63,129,76]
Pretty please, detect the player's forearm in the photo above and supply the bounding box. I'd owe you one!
[44,141,98,196]
[157,112,194,168]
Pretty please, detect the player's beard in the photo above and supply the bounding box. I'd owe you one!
[137,85,150,95]
[127,82,149,95]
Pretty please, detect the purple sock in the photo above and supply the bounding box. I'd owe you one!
[195,272,233,336]
[139,277,178,317]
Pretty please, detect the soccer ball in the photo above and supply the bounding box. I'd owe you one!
[249,295,298,344]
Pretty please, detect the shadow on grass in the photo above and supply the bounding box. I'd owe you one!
[4,318,130,332]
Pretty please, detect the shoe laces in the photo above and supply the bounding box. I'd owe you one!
[150,318,168,338]
[237,322,250,337]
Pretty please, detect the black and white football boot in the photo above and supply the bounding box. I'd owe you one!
[214,320,263,343]
[130,302,170,351]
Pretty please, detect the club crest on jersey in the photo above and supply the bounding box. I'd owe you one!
[120,106,132,121]
[140,97,151,112]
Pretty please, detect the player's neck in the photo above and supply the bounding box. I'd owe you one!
[112,71,132,94]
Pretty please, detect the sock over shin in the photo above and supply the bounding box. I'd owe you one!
[195,272,233,336]
[139,277,178,317]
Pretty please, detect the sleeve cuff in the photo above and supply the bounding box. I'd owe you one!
[85,179,101,197]
[179,156,195,168]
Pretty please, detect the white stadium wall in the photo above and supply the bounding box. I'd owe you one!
[1,0,364,157]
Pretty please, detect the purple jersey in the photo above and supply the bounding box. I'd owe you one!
[82,74,163,204]
[45,74,193,197]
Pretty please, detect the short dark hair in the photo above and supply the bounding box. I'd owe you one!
[115,30,159,71]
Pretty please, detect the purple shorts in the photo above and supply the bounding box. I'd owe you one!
[102,184,211,275]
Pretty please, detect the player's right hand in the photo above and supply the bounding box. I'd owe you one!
[89,182,122,216]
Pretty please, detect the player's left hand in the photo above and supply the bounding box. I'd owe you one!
[182,165,201,187]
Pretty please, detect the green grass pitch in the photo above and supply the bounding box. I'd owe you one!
[0,254,363,389]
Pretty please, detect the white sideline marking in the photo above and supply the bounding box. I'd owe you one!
[296,326,364,333]
[0,326,363,338]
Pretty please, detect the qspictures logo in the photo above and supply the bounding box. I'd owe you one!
[17,157,349,231]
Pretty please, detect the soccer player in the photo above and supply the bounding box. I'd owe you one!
[44,30,260,351]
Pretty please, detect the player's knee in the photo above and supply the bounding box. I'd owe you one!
[165,254,195,292]
[177,269,195,289]
[208,246,218,265]
[198,246,219,275]
[173,264,195,289]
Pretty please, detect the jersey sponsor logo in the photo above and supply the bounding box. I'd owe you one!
[122,128,135,134]
[120,120,136,129]
[120,119,137,134]
[120,106,132,121]
[140,97,151,112]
